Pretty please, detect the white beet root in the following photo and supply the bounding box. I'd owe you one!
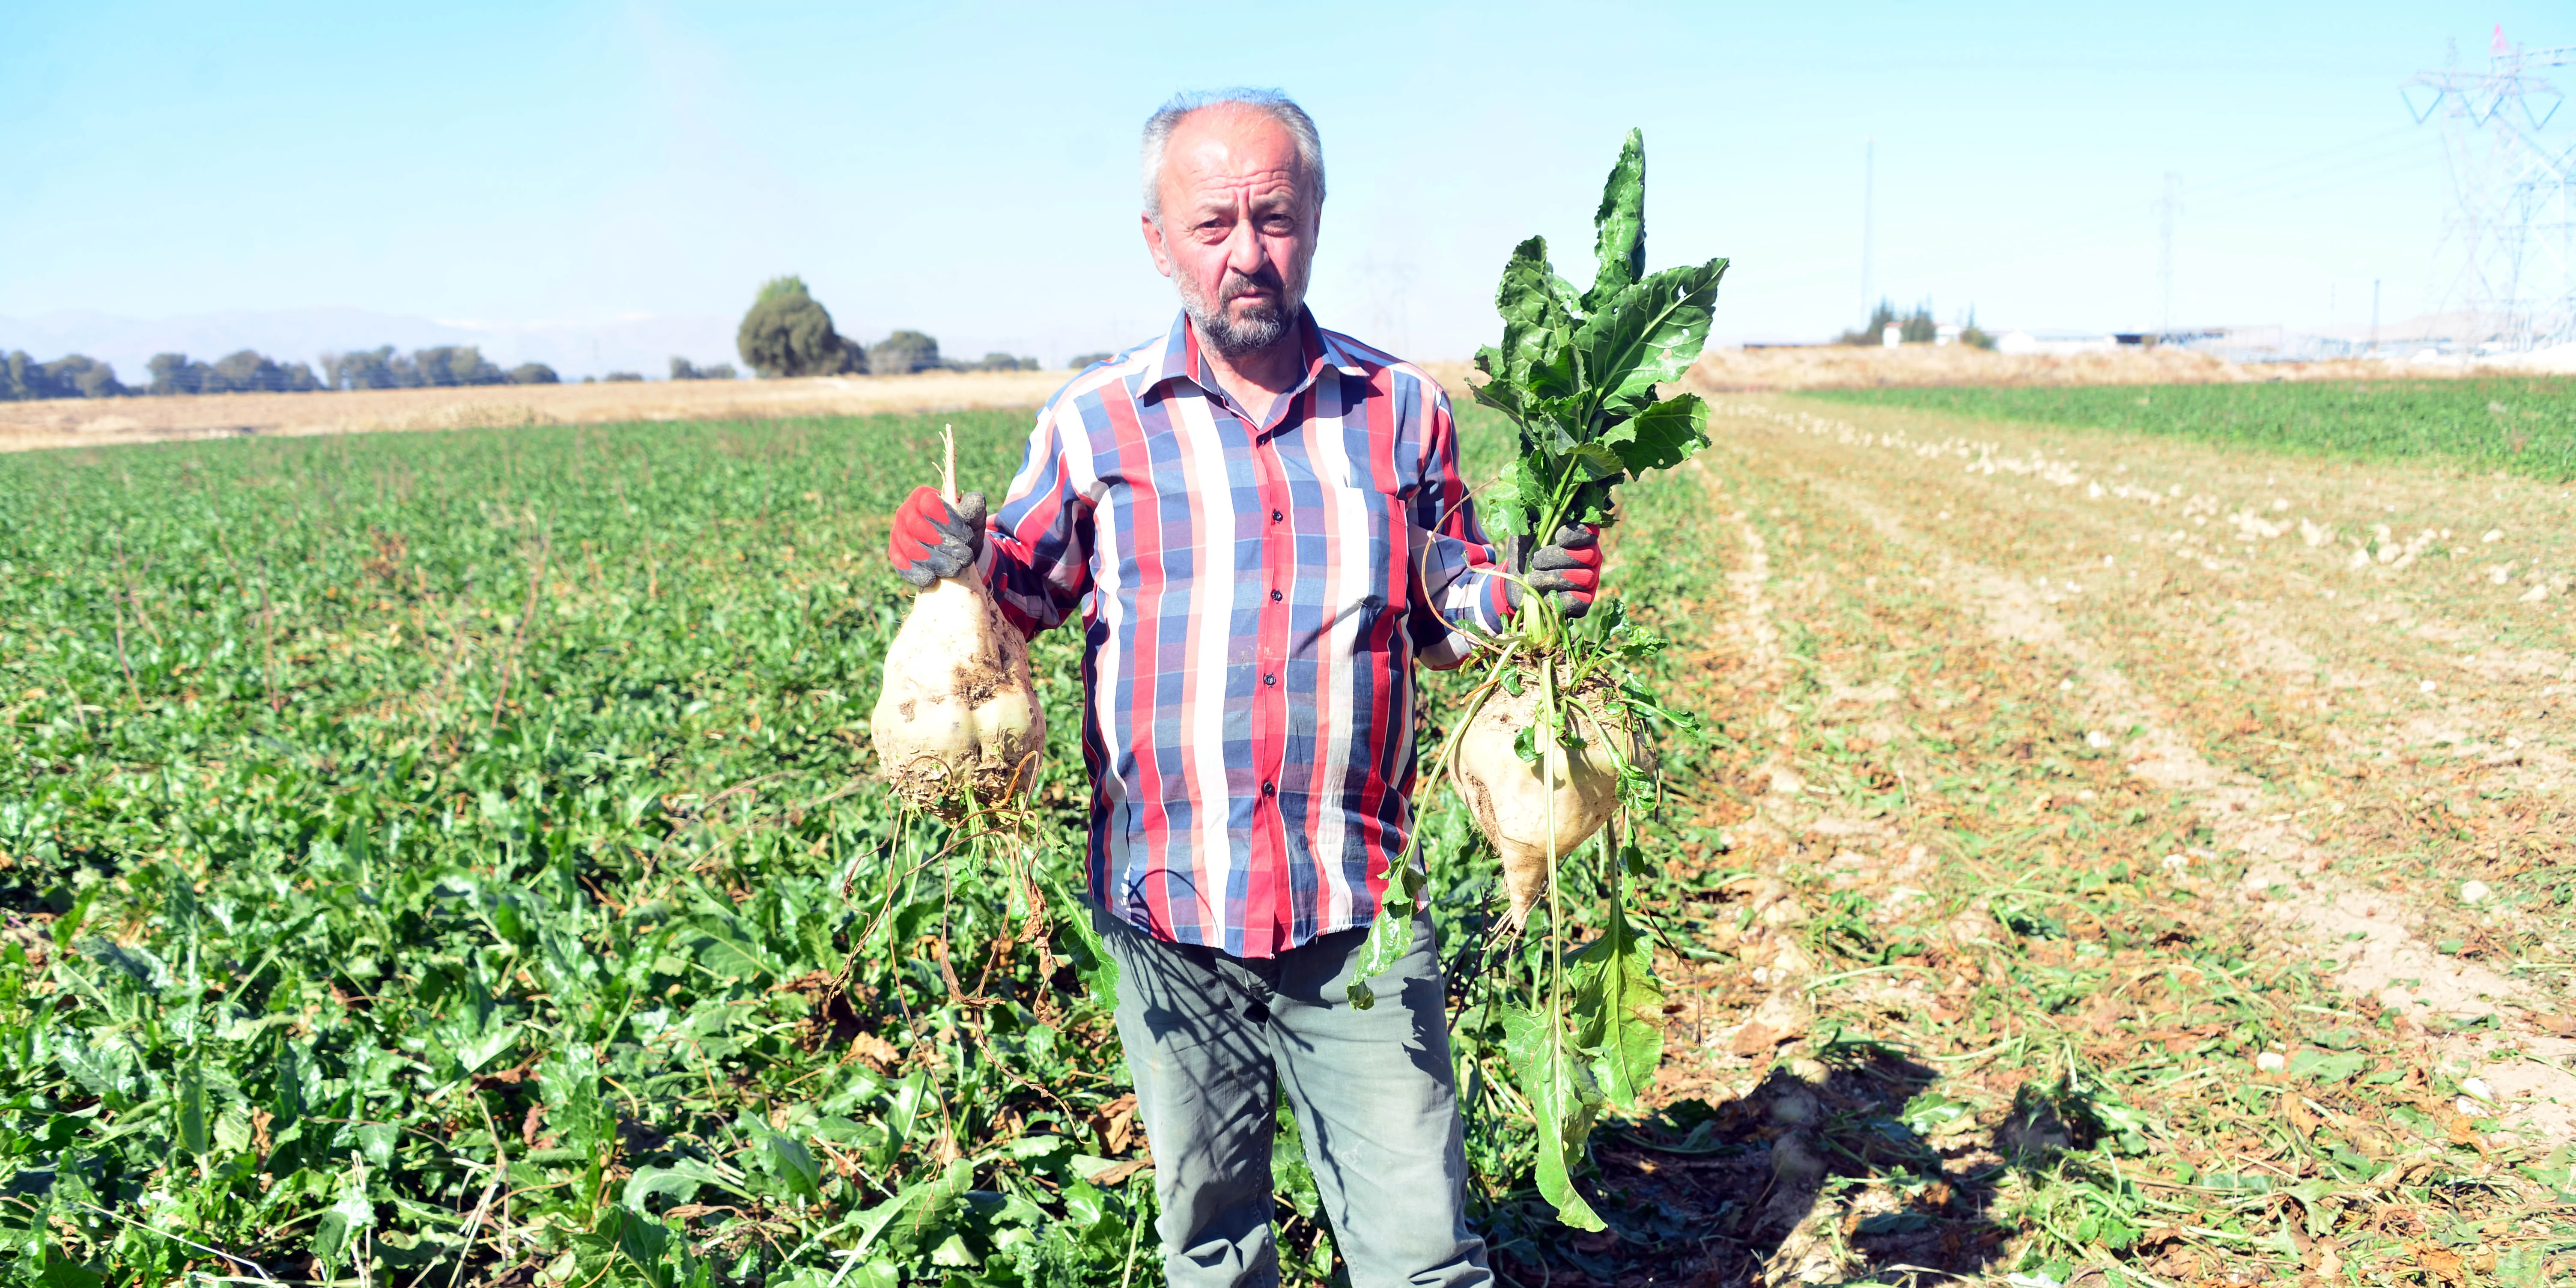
[1452,679,1652,928]
[870,430,1045,816]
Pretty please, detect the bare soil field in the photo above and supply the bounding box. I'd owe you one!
[1619,376,2575,1282]
[1693,344,2439,391]
[0,369,1072,453]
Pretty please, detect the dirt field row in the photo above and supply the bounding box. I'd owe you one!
[1631,378,2572,1279]
[1680,383,2576,1106]
[1586,381,2576,1288]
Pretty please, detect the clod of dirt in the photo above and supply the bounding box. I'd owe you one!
[1767,1130,1824,1183]
[1767,1087,1818,1126]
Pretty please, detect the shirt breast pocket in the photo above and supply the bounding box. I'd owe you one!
[1323,441,1413,613]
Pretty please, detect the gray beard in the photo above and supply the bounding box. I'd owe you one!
[1187,295,1291,356]
[1176,268,1306,358]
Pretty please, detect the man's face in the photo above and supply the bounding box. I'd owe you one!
[1142,107,1319,358]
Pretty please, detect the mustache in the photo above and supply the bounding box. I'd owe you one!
[1219,265,1287,303]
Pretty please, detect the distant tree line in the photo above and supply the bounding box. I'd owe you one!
[9,286,1076,402]
[1,344,575,400]
[152,351,325,394]
[734,277,1041,378]
[319,345,560,390]
[2,352,124,400]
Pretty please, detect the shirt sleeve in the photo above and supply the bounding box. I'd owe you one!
[1405,388,1515,670]
[977,404,1094,638]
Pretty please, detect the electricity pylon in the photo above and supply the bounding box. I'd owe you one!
[2155,172,2181,336]
[2405,27,2576,351]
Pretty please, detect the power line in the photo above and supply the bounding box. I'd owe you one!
[1748,127,2439,291]
[2406,26,2576,349]
[1859,138,1875,329]
[2156,171,2181,332]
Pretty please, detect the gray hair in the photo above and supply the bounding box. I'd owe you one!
[1140,89,1325,221]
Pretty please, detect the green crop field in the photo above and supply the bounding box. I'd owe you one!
[6,398,2571,1288]
[1805,376,2576,482]
[0,410,1738,1286]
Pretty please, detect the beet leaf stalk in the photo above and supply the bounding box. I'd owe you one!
[1344,129,1726,1230]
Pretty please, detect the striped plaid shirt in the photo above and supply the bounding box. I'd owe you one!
[978,310,1513,957]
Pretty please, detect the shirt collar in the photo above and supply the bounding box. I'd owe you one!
[1145,307,1366,406]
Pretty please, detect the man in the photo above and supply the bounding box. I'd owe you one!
[885,89,1600,1288]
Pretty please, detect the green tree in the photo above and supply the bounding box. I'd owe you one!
[208,350,269,392]
[603,371,644,382]
[42,354,126,398]
[1899,301,1937,344]
[205,350,319,393]
[670,357,739,381]
[1961,309,1996,351]
[0,351,116,400]
[507,362,561,385]
[1837,300,1900,346]
[868,330,941,376]
[148,352,209,395]
[322,346,402,390]
[411,346,505,387]
[1067,352,1114,370]
[737,277,862,378]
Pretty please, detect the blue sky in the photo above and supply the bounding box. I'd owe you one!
[2,1,2564,367]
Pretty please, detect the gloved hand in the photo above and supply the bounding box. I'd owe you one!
[887,486,989,587]
[1506,523,1603,619]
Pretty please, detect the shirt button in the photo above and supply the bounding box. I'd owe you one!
[1262,781,1276,796]
[1271,510,1284,522]
[1270,589,1282,602]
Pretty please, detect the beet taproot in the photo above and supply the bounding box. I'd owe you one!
[870,429,1045,816]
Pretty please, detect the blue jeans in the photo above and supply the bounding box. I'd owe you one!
[1096,906,1492,1288]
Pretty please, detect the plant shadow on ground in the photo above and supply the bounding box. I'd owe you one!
[1484,1035,2107,1287]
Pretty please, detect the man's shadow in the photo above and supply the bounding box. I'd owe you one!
[1480,1034,2085,1287]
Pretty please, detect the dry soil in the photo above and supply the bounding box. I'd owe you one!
[0,370,1073,454]
[1668,381,2575,1131]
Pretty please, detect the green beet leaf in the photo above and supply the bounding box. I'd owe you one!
[1568,903,1664,1109]
[1472,131,1727,542]
[1583,129,1648,313]
[1502,1001,1607,1231]
[1344,862,1425,1009]
[1571,261,1728,423]
[1602,391,1711,476]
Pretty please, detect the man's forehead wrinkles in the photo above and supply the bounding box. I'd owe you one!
[1177,167,1304,210]
[1177,163,1300,189]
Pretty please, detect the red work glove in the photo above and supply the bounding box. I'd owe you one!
[887,486,988,587]
[1510,523,1603,619]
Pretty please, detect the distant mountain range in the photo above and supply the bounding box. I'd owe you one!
[0,308,743,383]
